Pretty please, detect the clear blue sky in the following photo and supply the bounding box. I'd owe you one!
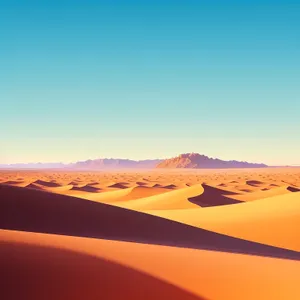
[1,0,299,165]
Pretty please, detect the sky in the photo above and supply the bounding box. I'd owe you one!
[1,0,300,165]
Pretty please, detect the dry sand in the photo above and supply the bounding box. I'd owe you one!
[1,167,300,299]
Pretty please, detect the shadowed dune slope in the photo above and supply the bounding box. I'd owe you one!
[24,183,45,190]
[70,185,101,193]
[2,230,300,300]
[32,179,61,187]
[288,186,300,192]
[25,182,74,193]
[2,180,27,187]
[1,184,300,260]
[188,184,242,207]
[246,180,265,187]
[149,192,300,251]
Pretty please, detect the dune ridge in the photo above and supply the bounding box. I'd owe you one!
[1,184,300,260]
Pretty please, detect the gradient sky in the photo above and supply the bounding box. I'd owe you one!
[1,0,300,165]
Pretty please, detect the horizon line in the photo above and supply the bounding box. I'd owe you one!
[0,152,270,165]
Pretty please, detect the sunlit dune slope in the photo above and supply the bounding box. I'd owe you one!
[1,229,300,300]
[113,183,296,210]
[1,184,299,260]
[148,192,300,251]
[65,185,171,203]
[116,184,204,210]
[228,185,299,201]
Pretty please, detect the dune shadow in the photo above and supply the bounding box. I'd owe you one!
[88,182,101,186]
[1,184,300,261]
[68,181,81,185]
[3,180,24,185]
[24,183,45,190]
[71,185,102,193]
[33,180,61,187]
[188,184,242,207]
[152,184,163,188]
[246,180,264,187]
[163,184,177,189]
[108,183,128,189]
[238,189,253,193]
[287,186,300,192]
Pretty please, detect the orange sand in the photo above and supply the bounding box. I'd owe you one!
[1,167,300,299]
[2,229,300,300]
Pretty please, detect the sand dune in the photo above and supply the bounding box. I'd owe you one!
[1,230,204,300]
[135,181,149,186]
[1,184,299,259]
[148,192,300,251]
[70,184,102,193]
[107,182,129,189]
[33,179,61,187]
[187,184,242,207]
[2,180,31,187]
[2,180,25,185]
[65,186,171,203]
[116,186,171,201]
[24,182,45,190]
[229,185,299,201]
[1,168,300,299]
[1,229,300,300]
[116,182,294,209]
[117,184,204,210]
[288,186,300,192]
[246,180,265,186]
[25,182,74,193]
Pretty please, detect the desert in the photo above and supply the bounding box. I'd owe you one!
[1,167,300,299]
[3,1,299,299]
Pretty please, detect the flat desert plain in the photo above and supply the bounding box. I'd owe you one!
[1,167,300,300]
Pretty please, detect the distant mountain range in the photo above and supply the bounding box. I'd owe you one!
[156,153,267,169]
[0,159,162,170]
[0,153,268,169]
[71,158,162,169]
